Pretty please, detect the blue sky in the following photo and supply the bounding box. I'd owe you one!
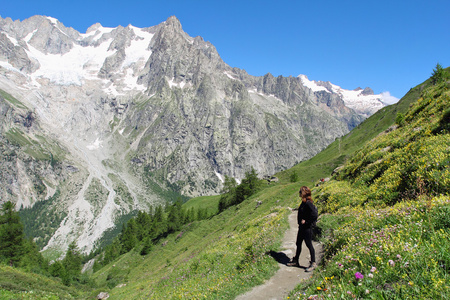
[2,0,449,101]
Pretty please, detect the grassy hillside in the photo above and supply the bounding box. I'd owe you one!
[289,75,450,298]
[0,264,85,299]
[182,194,221,215]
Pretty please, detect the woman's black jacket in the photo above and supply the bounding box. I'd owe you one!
[297,201,318,228]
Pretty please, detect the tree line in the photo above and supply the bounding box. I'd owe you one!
[92,201,211,271]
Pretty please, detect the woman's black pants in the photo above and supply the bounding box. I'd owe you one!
[294,226,315,263]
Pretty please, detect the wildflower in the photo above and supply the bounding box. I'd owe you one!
[397,254,401,259]
[370,266,376,272]
[388,260,395,266]
[368,273,373,278]
[365,289,370,294]
[408,281,414,286]
[355,272,364,280]
[317,287,322,291]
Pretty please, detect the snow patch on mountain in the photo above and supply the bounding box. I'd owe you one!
[299,74,386,117]
[25,39,114,85]
[2,21,154,95]
[122,26,153,67]
[298,75,328,92]
[86,138,103,150]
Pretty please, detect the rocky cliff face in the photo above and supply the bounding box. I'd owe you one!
[0,15,386,254]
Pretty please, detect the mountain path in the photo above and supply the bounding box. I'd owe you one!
[235,211,323,300]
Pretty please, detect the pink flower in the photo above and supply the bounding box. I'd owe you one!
[355,272,364,280]
[370,266,376,272]
[388,260,395,266]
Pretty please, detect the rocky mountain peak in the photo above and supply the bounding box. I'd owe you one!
[361,87,374,95]
[86,23,103,34]
[137,15,224,91]
[164,15,183,31]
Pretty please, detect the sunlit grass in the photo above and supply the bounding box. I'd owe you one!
[289,78,450,299]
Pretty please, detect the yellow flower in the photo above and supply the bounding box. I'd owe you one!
[317,287,322,291]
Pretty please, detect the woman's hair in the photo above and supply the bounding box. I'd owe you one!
[300,186,312,202]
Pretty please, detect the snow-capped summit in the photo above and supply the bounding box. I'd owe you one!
[299,74,387,117]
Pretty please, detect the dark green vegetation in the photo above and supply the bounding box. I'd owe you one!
[1,66,449,299]
[19,190,67,249]
[0,201,90,298]
[218,167,260,212]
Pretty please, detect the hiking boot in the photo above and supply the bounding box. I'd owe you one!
[287,258,300,267]
[305,262,317,272]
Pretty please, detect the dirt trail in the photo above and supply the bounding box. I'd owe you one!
[235,211,323,300]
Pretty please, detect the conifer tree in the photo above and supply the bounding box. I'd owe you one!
[61,241,82,284]
[19,238,46,271]
[218,168,260,211]
[135,210,150,241]
[243,167,259,196]
[152,205,167,239]
[431,63,449,85]
[0,201,25,265]
[120,219,138,252]
[49,260,65,278]
[235,167,259,205]
[167,200,183,232]
[218,175,237,212]
[140,237,153,255]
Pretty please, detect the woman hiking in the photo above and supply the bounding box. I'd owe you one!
[287,186,318,272]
